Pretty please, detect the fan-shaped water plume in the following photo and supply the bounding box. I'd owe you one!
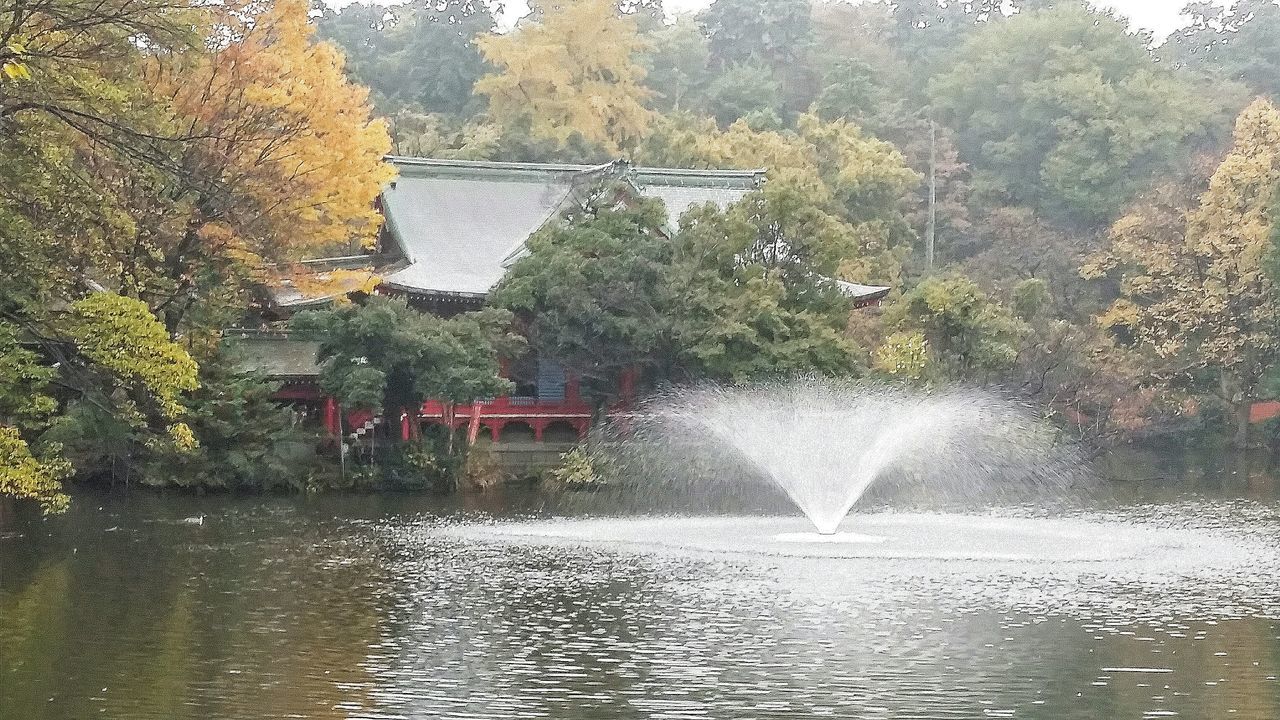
[599,379,1086,534]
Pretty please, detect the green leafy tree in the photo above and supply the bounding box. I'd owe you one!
[2,293,199,497]
[637,113,918,278]
[665,187,867,381]
[0,0,194,144]
[880,273,1027,381]
[315,0,496,117]
[291,297,521,430]
[0,427,70,514]
[64,294,199,423]
[930,4,1221,227]
[495,184,882,392]
[811,58,888,126]
[0,323,67,512]
[698,0,812,72]
[697,0,816,115]
[706,63,785,128]
[36,294,200,486]
[1162,0,1280,102]
[492,200,675,403]
[141,356,329,492]
[882,0,1011,81]
[639,15,712,114]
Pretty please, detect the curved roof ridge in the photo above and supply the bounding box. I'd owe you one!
[386,156,766,185]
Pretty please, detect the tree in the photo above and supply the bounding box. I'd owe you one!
[961,206,1096,312]
[0,322,67,512]
[697,0,816,116]
[665,186,868,381]
[0,0,193,142]
[0,0,192,313]
[880,273,1027,381]
[811,58,889,127]
[2,0,393,338]
[2,293,200,498]
[491,200,675,403]
[883,0,1010,81]
[474,0,654,155]
[638,15,712,114]
[382,110,502,159]
[807,8,976,273]
[0,426,70,513]
[141,358,329,492]
[494,183,885,393]
[315,0,496,117]
[698,0,812,72]
[1,0,393,501]
[1082,99,1280,446]
[291,297,522,433]
[705,63,785,128]
[111,0,393,333]
[1163,0,1280,102]
[637,113,919,275]
[1011,304,1182,446]
[930,5,1221,227]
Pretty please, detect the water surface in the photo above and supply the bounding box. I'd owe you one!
[2,452,1279,719]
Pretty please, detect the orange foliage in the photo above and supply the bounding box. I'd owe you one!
[149,0,393,262]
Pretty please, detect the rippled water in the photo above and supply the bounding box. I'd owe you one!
[3,457,1280,719]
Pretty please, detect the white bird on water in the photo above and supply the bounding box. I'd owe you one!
[180,515,205,525]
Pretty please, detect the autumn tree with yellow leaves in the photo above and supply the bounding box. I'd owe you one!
[474,0,654,155]
[1,0,394,508]
[104,0,393,333]
[638,112,919,286]
[1083,99,1280,446]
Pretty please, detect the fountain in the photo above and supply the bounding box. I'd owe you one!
[438,378,1277,630]
[607,379,1082,536]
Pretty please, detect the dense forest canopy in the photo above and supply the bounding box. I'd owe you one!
[5,0,1280,509]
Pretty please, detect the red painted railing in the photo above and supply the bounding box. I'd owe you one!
[286,369,644,443]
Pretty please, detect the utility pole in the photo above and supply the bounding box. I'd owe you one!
[926,118,937,274]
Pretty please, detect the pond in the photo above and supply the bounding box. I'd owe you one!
[2,451,1279,719]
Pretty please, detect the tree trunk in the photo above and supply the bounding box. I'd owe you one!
[925,118,936,273]
[1221,368,1254,448]
[1232,399,1252,449]
[444,402,455,456]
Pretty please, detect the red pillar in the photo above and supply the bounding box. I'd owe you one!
[400,409,411,441]
[324,397,338,436]
[619,367,638,404]
[466,404,483,445]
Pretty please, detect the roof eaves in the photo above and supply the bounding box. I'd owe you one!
[385,157,767,187]
[376,280,490,300]
[386,156,599,183]
[834,280,892,301]
[380,190,415,263]
[632,166,767,189]
[498,162,626,268]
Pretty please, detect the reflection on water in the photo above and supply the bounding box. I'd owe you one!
[2,454,1279,720]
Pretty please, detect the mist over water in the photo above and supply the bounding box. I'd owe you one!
[597,379,1089,531]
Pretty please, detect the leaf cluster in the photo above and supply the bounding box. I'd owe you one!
[291,296,523,416]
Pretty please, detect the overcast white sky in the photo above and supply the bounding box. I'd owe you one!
[1093,0,1223,36]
